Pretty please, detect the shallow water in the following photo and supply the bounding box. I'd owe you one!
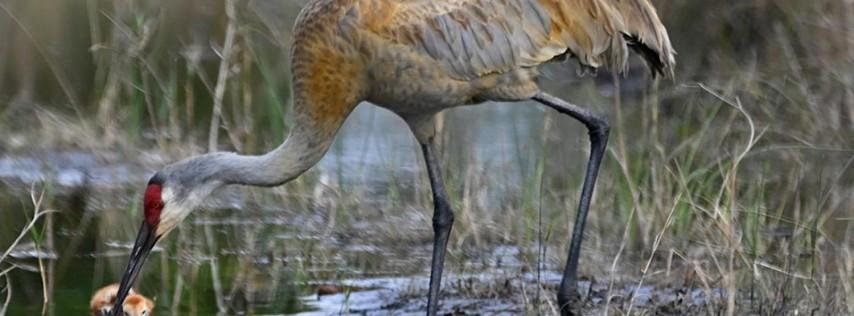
[1,102,849,315]
[0,104,557,315]
[0,185,724,315]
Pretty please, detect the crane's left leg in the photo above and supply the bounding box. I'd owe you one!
[419,135,454,316]
[532,92,609,315]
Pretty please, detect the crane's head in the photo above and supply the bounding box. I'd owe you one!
[111,157,225,315]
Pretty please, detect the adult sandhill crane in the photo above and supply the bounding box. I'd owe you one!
[111,0,674,315]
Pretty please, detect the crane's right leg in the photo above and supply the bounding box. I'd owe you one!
[419,135,454,316]
[532,92,609,315]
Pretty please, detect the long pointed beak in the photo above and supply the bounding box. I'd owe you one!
[110,221,159,316]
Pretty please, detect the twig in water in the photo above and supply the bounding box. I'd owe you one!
[30,186,51,316]
[0,184,56,316]
[1,271,12,316]
[0,188,57,267]
[626,191,683,315]
[535,116,548,315]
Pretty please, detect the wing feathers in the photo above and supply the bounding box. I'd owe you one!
[362,0,674,79]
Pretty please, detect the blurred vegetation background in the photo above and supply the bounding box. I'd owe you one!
[0,0,851,315]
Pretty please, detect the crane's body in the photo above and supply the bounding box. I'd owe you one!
[291,0,673,137]
[111,0,675,315]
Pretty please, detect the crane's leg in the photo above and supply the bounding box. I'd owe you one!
[419,136,454,316]
[532,92,609,315]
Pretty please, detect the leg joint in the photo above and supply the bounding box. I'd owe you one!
[432,203,455,230]
[586,115,610,138]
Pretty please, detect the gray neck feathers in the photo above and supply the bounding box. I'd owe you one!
[166,124,332,189]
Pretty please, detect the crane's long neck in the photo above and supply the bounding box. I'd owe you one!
[182,23,366,189]
[206,118,336,188]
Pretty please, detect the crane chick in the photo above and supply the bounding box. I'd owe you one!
[90,283,154,316]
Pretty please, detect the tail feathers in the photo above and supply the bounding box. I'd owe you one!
[613,0,676,78]
[624,34,671,78]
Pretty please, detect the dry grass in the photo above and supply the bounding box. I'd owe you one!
[0,185,56,314]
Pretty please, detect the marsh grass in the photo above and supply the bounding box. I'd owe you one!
[0,0,852,315]
[0,185,57,315]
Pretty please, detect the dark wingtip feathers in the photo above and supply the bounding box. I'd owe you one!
[623,34,675,80]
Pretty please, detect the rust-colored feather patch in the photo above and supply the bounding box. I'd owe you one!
[302,46,364,132]
[354,0,672,79]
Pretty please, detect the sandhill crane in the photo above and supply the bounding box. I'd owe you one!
[110,0,674,315]
[91,283,154,316]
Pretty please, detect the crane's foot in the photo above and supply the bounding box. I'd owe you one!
[558,291,583,316]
